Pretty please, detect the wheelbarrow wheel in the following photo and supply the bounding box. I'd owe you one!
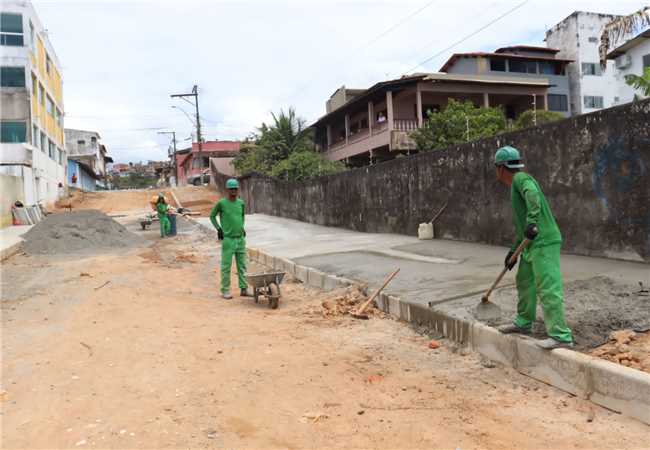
[268,283,280,309]
[141,222,146,230]
[253,288,259,304]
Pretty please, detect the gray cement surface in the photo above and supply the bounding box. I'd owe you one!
[198,214,650,348]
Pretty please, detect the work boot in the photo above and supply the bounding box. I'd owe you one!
[536,338,574,350]
[240,288,251,297]
[221,292,233,300]
[497,323,531,335]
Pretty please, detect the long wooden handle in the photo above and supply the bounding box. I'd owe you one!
[482,239,530,302]
[356,268,400,315]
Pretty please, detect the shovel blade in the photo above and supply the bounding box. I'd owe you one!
[474,300,502,321]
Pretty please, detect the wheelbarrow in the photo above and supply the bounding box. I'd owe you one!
[245,271,285,309]
[139,212,158,230]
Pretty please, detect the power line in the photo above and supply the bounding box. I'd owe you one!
[406,0,530,73]
[281,0,437,102]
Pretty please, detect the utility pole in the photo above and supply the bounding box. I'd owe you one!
[171,85,203,172]
[158,131,177,186]
[531,94,537,126]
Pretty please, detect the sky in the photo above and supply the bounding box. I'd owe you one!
[32,0,640,163]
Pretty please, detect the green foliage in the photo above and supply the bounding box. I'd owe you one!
[233,108,345,181]
[514,110,565,130]
[624,67,650,97]
[410,100,506,152]
[111,173,158,189]
[270,150,345,181]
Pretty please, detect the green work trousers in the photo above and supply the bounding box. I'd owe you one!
[221,236,247,293]
[514,244,573,343]
[158,213,170,238]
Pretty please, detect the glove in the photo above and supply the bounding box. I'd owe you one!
[217,229,224,241]
[242,229,246,237]
[504,250,517,271]
[525,223,539,240]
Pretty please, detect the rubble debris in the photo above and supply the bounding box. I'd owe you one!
[22,210,143,255]
[590,330,650,373]
[315,285,386,318]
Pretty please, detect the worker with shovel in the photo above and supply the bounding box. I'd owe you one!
[210,178,249,300]
[494,146,573,349]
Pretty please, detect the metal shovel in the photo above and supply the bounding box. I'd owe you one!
[475,239,530,321]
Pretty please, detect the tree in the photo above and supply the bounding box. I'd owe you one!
[599,7,650,68]
[232,108,345,181]
[514,110,565,130]
[624,67,650,97]
[410,99,506,151]
[270,150,345,181]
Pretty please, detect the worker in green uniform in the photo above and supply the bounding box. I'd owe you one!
[156,192,171,238]
[210,178,249,299]
[494,146,574,349]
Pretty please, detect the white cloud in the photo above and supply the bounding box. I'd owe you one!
[33,0,639,163]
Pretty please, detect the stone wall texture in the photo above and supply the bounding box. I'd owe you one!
[212,99,650,262]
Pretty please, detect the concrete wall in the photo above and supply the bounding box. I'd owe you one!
[0,174,25,227]
[214,99,650,263]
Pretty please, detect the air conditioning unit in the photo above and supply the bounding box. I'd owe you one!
[615,54,632,69]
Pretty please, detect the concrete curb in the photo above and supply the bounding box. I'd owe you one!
[188,216,650,425]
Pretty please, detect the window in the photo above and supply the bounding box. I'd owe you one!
[46,95,54,115]
[32,125,38,147]
[45,54,51,75]
[56,108,62,127]
[29,21,34,48]
[48,139,55,159]
[0,13,23,46]
[77,139,86,146]
[643,54,650,69]
[40,131,46,150]
[57,147,63,165]
[584,96,604,109]
[582,63,601,76]
[1,121,27,143]
[539,61,555,75]
[31,72,37,93]
[39,83,44,106]
[0,66,25,87]
[547,94,568,112]
[509,59,537,74]
[588,37,598,43]
[490,58,506,72]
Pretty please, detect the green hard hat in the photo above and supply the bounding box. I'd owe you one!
[226,178,239,189]
[495,146,525,169]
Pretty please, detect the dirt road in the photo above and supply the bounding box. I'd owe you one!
[2,204,649,448]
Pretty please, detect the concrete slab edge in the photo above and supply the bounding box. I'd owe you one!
[190,217,650,425]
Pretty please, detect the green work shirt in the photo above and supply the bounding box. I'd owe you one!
[210,198,245,238]
[511,172,562,253]
[156,202,169,217]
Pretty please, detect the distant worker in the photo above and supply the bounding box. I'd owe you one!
[156,192,171,238]
[494,146,573,350]
[210,178,249,300]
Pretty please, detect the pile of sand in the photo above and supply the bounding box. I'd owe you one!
[22,210,144,255]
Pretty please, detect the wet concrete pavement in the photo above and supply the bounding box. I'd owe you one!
[197,214,650,341]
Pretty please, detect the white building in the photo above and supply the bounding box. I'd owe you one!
[65,128,112,190]
[545,11,622,115]
[607,29,650,103]
[0,0,66,223]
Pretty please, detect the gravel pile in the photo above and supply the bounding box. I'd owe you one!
[22,210,144,255]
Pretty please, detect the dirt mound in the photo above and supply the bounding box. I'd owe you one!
[22,210,144,255]
[590,330,650,373]
[318,285,386,318]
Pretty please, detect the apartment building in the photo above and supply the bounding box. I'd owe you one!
[312,45,571,166]
[606,24,650,103]
[545,11,622,115]
[0,0,66,212]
